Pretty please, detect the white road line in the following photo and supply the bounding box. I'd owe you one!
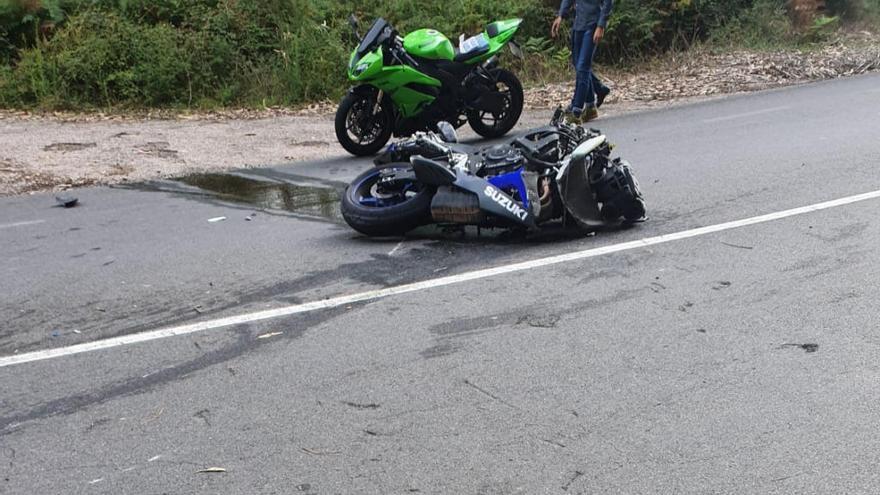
[3,188,880,368]
[703,105,790,123]
[0,220,45,230]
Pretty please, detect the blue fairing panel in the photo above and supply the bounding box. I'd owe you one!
[487,168,529,210]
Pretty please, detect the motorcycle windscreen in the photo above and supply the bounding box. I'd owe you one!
[557,157,604,228]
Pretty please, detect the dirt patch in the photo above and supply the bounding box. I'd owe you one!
[0,158,96,195]
[42,142,97,152]
[526,32,880,108]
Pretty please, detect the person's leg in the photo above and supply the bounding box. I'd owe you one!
[591,73,610,107]
[569,30,587,114]
[572,27,597,113]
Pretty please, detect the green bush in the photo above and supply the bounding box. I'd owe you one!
[826,0,880,21]
[708,0,795,49]
[0,0,871,110]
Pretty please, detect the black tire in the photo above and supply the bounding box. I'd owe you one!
[467,68,524,139]
[335,89,394,156]
[341,164,434,237]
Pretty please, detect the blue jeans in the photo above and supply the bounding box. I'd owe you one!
[570,28,608,113]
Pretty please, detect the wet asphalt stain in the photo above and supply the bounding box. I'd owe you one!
[176,172,343,221]
[0,306,346,436]
[114,174,345,225]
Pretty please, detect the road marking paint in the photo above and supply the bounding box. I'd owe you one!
[0,220,45,230]
[3,188,880,368]
[703,105,790,123]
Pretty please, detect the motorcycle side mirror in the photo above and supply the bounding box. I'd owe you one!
[436,121,458,143]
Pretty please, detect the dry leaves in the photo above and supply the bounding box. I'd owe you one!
[525,33,880,108]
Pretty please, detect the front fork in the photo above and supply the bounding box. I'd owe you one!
[373,90,384,115]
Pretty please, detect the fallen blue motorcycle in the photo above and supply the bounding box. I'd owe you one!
[341,108,646,237]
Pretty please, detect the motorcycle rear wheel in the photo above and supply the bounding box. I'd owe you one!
[467,68,524,139]
[335,90,394,156]
[341,164,434,236]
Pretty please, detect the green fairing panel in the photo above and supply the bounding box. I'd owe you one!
[348,48,384,81]
[403,29,455,61]
[464,18,522,64]
[373,65,442,118]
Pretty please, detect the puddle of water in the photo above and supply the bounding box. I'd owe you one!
[175,172,343,221]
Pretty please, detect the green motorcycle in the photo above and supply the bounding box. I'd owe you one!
[335,16,525,156]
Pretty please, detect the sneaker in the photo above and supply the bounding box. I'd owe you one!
[596,87,611,108]
[582,106,599,122]
[562,110,582,125]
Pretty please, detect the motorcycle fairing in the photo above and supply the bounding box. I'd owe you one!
[453,172,537,229]
[487,168,530,211]
[555,136,606,228]
[409,157,535,228]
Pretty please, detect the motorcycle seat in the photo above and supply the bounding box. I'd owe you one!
[454,46,489,63]
[455,32,490,63]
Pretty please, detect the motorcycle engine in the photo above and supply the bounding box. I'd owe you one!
[478,144,526,177]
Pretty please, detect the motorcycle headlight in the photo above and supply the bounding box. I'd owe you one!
[353,62,370,76]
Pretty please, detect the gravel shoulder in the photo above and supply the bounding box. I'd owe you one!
[2,34,878,196]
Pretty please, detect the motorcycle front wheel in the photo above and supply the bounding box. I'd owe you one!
[341,164,434,236]
[335,90,394,156]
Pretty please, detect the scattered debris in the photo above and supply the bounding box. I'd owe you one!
[257,331,283,339]
[196,467,226,473]
[207,216,227,223]
[135,142,179,158]
[780,343,819,353]
[194,409,211,426]
[720,241,754,250]
[342,401,380,410]
[54,194,78,208]
[562,470,585,492]
[516,314,560,328]
[301,448,341,456]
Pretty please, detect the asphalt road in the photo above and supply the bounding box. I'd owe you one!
[2,73,880,494]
